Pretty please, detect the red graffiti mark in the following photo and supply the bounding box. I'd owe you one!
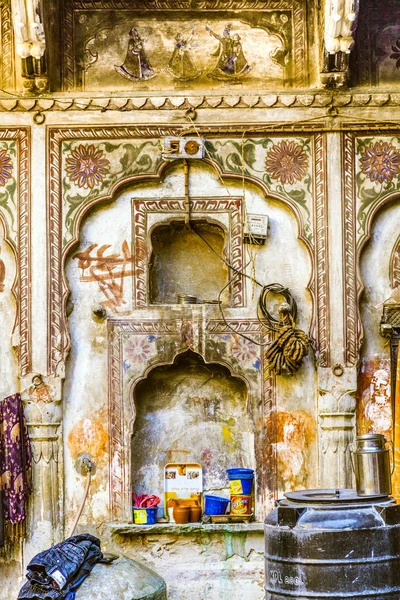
[73,240,134,311]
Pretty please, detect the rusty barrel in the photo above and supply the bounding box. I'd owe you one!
[265,489,400,599]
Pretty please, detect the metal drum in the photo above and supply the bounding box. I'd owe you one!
[351,433,394,496]
[265,488,400,599]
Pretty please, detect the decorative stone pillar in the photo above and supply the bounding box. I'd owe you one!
[318,367,357,489]
[21,374,63,562]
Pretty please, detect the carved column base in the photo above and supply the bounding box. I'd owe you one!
[318,367,357,489]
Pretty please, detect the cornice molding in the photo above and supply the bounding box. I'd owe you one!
[2,91,400,114]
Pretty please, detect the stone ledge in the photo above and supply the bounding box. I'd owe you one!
[108,522,265,535]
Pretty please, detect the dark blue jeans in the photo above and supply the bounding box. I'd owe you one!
[18,533,107,600]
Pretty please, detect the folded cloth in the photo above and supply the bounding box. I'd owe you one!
[0,392,32,524]
[18,533,113,600]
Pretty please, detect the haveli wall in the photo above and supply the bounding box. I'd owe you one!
[1,1,400,598]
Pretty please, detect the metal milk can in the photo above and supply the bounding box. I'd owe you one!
[351,433,394,496]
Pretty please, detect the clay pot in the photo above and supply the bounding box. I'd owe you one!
[189,506,202,522]
[173,506,190,524]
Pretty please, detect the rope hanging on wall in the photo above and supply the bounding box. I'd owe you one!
[264,301,310,376]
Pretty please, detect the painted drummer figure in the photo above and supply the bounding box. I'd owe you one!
[115,27,156,81]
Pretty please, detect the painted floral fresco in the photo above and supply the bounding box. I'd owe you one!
[61,139,162,245]
[61,135,315,248]
[356,136,400,240]
[0,142,17,241]
[207,136,313,241]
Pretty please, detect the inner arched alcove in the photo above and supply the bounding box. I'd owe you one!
[357,198,400,442]
[131,350,254,506]
[149,220,228,304]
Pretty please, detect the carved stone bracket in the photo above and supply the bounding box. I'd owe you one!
[318,367,357,489]
[321,0,359,88]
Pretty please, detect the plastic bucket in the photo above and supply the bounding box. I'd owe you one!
[204,495,229,515]
[227,468,254,495]
[133,507,158,524]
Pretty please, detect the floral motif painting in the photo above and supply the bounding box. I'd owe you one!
[356,136,400,237]
[265,140,309,185]
[66,144,110,189]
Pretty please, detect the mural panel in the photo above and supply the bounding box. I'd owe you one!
[62,1,309,91]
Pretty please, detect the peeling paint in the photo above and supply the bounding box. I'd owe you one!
[357,357,392,441]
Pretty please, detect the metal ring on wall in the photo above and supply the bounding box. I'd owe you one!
[332,363,344,377]
[33,111,46,125]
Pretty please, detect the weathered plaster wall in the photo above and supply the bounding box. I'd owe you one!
[357,202,400,440]
[0,4,400,596]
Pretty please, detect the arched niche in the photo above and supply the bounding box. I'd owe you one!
[131,349,253,512]
[0,217,18,398]
[52,146,319,373]
[149,219,229,304]
[63,157,315,524]
[357,198,400,442]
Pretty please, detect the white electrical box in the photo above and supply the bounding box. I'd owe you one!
[163,136,205,160]
[244,214,269,244]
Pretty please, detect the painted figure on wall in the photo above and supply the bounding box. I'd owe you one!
[166,26,201,81]
[361,369,392,440]
[206,24,251,80]
[115,28,156,81]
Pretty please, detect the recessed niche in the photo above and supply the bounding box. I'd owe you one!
[149,220,228,304]
[131,350,255,506]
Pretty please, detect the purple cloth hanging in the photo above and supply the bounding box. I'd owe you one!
[0,393,32,524]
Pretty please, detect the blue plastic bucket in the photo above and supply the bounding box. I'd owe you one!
[227,468,254,495]
[204,495,229,515]
[133,507,157,525]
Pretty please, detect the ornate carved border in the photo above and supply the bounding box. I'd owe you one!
[342,130,400,367]
[314,133,329,366]
[132,197,244,308]
[108,317,274,521]
[0,128,31,376]
[0,0,13,91]
[62,0,307,90]
[342,132,358,367]
[391,235,400,289]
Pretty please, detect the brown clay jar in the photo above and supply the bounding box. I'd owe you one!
[173,506,190,524]
[189,506,202,522]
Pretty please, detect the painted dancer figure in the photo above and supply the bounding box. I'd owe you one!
[167,30,201,81]
[206,24,251,80]
[115,28,156,81]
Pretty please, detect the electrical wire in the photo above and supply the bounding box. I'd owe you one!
[191,225,298,346]
[68,467,92,538]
